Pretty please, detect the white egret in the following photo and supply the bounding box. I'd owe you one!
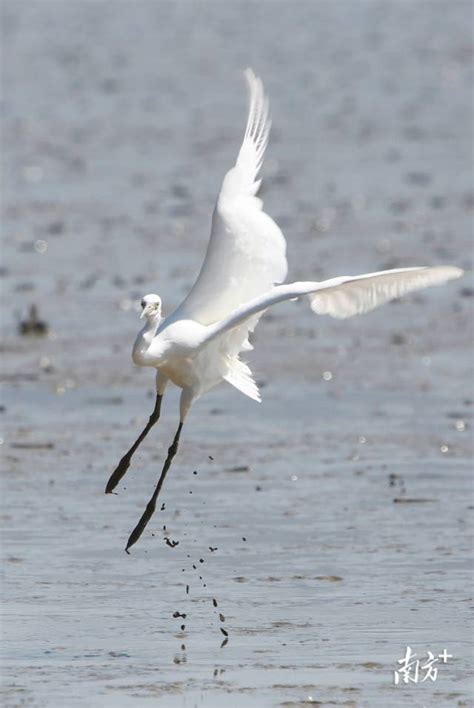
[106,69,463,552]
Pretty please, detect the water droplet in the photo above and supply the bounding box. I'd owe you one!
[375,237,391,254]
[291,475,298,481]
[23,165,43,182]
[172,221,185,236]
[322,370,333,381]
[358,436,367,444]
[454,420,466,432]
[315,207,337,233]
[440,444,449,453]
[351,194,366,213]
[119,299,133,311]
[34,239,48,254]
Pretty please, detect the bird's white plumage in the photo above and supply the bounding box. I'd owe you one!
[173,68,287,328]
[200,266,463,345]
[306,266,463,319]
[168,69,287,400]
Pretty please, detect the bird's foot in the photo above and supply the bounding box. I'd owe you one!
[105,456,131,494]
[125,498,157,552]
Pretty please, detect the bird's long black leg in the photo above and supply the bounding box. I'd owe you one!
[105,394,163,494]
[125,421,183,553]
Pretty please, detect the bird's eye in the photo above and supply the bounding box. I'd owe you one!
[141,301,145,308]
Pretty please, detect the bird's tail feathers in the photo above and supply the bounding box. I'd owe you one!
[223,356,261,402]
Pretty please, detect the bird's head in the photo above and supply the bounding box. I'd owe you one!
[140,293,162,321]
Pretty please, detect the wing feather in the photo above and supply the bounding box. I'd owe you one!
[172,69,287,331]
[202,266,463,343]
[221,69,271,199]
[307,266,463,318]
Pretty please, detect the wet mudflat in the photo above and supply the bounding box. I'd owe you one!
[1,1,473,706]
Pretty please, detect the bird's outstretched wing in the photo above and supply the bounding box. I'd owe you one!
[173,69,288,328]
[202,266,463,342]
[306,266,464,318]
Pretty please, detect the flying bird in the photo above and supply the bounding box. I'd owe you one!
[106,69,463,552]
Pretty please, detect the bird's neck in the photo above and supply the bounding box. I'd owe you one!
[132,317,161,366]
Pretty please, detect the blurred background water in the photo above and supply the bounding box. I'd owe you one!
[1,1,473,706]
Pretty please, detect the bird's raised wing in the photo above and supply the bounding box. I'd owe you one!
[173,69,288,327]
[202,266,463,343]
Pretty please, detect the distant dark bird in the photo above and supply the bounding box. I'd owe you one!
[19,305,48,336]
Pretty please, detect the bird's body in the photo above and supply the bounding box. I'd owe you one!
[107,69,463,552]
